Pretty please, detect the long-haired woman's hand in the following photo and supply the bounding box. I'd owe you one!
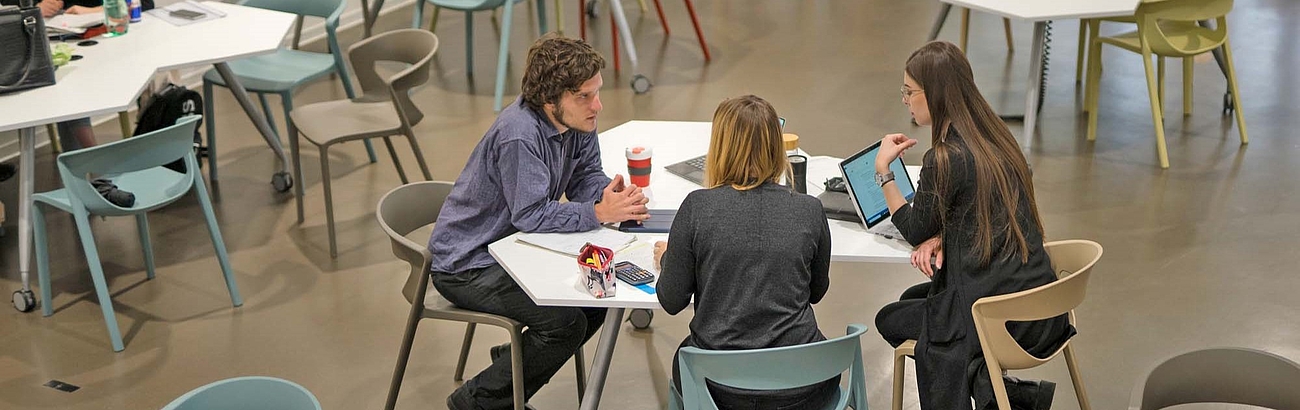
[877,133,918,173]
[910,236,943,278]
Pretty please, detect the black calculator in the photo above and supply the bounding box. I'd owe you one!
[614,261,655,285]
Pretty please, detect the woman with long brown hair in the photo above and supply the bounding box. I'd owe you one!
[654,95,839,409]
[873,41,1074,410]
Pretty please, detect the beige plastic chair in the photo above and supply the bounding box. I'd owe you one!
[972,239,1101,410]
[289,29,436,258]
[1084,0,1246,168]
[1128,347,1300,410]
[377,181,586,410]
[891,239,1102,410]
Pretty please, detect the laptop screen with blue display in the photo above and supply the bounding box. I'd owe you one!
[838,141,915,229]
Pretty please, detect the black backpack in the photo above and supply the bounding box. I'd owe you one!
[133,83,206,173]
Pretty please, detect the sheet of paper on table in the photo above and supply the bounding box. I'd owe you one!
[517,227,636,256]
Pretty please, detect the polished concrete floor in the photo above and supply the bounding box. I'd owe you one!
[2,0,1298,409]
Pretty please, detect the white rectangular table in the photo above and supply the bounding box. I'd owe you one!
[488,120,920,409]
[0,2,296,312]
[929,0,1139,139]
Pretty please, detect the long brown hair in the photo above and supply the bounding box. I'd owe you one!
[906,41,1043,266]
[705,95,790,191]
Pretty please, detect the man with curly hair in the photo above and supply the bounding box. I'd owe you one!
[428,34,649,410]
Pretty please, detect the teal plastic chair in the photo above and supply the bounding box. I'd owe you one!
[31,116,242,352]
[670,324,870,410]
[412,0,548,112]
[162,376,321,410]
[202,0,378,185]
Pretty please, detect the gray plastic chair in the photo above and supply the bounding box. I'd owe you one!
[162,376,321,410]
[1128,348,1300,410]
[289,29,437,258]
[376,181,586,410]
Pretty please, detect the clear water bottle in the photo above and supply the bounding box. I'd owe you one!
[103,0,130,37]
[127,0,142,23]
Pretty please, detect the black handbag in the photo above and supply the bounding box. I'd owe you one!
[0,0,56,95]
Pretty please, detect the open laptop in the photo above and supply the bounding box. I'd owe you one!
[838,140,915,241]
[665,117,785,185]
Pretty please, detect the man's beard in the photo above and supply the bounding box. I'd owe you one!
[552,105,591,132]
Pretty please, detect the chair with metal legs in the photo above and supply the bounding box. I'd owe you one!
[377,181,588,410]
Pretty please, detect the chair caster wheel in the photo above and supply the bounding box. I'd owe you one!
[1222,92,1234,113]
[631,75,652,94]
[12,289,35,313]
[628,309,653,330]
[272,172,293,193]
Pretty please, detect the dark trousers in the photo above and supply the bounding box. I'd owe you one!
[875,282,930,348]
[433,264,606,410]
[876,282,1063,410]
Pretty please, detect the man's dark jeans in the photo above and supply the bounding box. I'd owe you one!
[433,263,606,410]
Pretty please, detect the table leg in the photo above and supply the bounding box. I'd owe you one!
[1022,21,1048,140]
[606,0,638,70]
[1198,20,1228,80]
[213,62,294,192]
[927,3,952,42]
[17,127,35,297]
[579,307,625,410]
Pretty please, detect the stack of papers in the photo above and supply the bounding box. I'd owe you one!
[518,228,636,256]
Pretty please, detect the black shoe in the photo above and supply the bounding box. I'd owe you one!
[490,343,510,362]
[1003,376,1055,410]
[446,385,475,410]
[92,179,135,208]
[0,163,14,182]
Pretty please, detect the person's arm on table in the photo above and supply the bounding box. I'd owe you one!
[499,140,646,233]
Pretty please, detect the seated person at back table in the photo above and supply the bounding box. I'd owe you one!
[873,41,1074,410]
[654,95,840,410]
[427,34,649,410]
[24,0,155,17]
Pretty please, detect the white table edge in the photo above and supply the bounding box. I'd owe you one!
[940,0,1137,21]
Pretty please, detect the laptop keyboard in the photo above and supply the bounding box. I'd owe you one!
[684,155,706,170]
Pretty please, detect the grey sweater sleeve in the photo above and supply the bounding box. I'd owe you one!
[809,211,832,304]
[656,196,696,315]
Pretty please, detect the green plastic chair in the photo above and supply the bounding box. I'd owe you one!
[161,376,321,410]
[670,324,870,410]
[411,0,547,112]
[31,116,242,352]
[1084,0,1247,168]
[202,0,378,186]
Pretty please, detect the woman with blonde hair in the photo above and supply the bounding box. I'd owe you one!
[654,95,839,409]
[874,41,1073,410]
